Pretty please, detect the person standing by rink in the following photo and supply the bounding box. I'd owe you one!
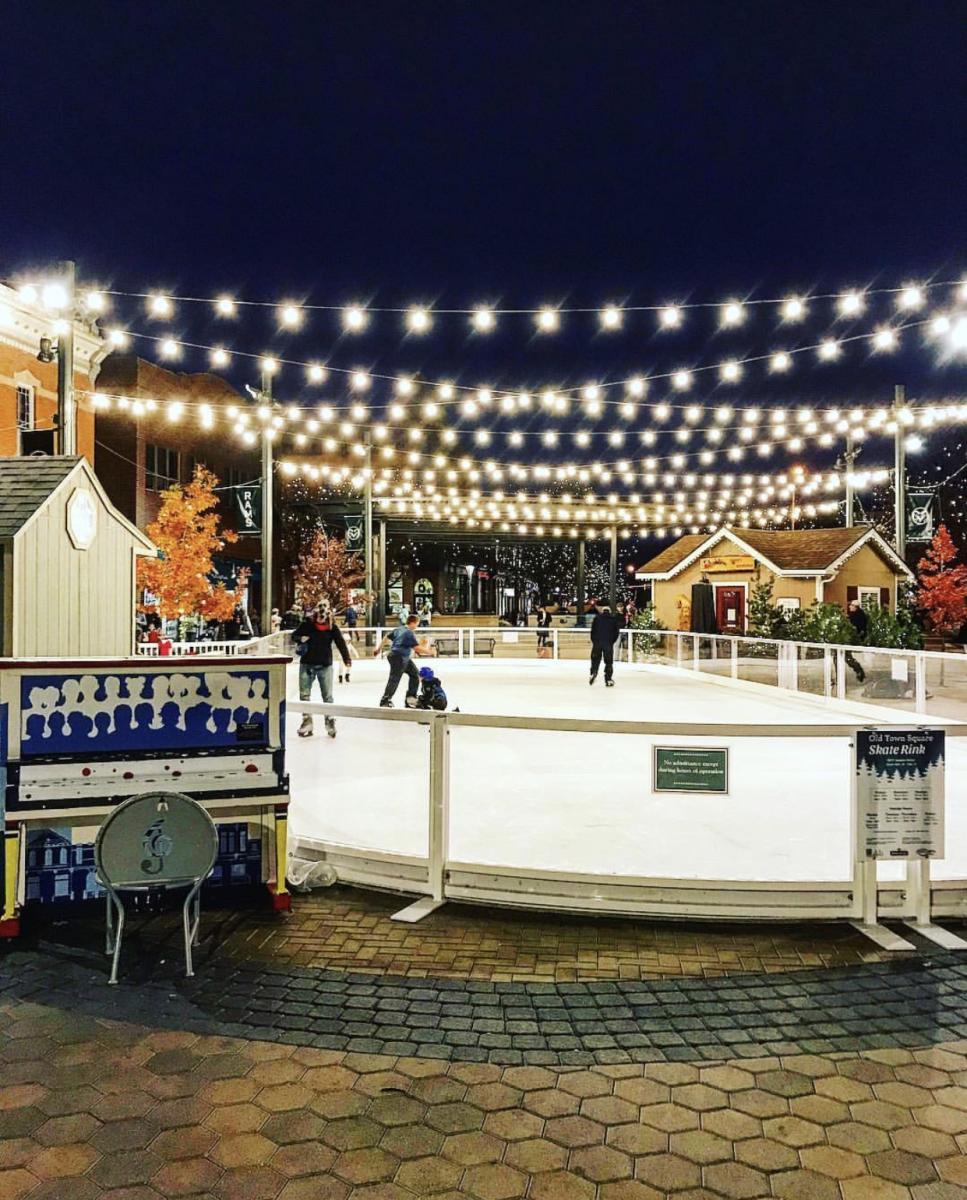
[294,605,352,738]
[376,613,421,708]
[589,603,622,687]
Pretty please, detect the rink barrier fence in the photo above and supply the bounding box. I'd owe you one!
[289,693,967,935]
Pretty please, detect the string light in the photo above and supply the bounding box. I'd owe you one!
[659,305,682,329]
[472,306,495,333]
[342,304,368,331]
[838,290,864,317]
[260,356,279,375]
[672,370,692,391]
[148,294,173,318]
[872,327,898,351]
[210,347,230,368]
[770,351,791,372]
[307,363,327,383]
[406,305,432,333]
[721,301,745,327]
[897,284,925,311]
[215,295,236,317]
[84,291,107,312]
[279,304,302,328]
[159,338,180,359]
[781,296,806,321]
[720,360,742,382]
[536,306,560,332]
[599,304,623,330]
[818,338,840,361]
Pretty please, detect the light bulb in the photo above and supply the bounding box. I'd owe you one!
[307,363,327,383]
[818,338,840,361]
[260,356,279,375]
[84,290,106,312]
[215,295,236,317]
[897,284,925,311]
[720,360,741,382]
[721,301,745,327]
[672,369,693,390]
[599,304,622,330]
[279,304,302,327]
[211,347,230,368]
[770,351,791,372]
[351,371,371,390]
[781,296,806,321]
[149,294,173,318]
[396,376,415,396]
[406,305,432,333]
[536,306,560,332]
[626,375,646,397]
[19,284,38,304]
[42,282,69,310]
[872,327,898,351]
[931,314,952,337]
[659,305,682,329]
[160,338,180,359]
[437,382,454,400]
[343,304,368,331]
[472,306,495,332]
[837,290,864,317]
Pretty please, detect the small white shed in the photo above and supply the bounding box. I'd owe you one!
[0,456,156,657]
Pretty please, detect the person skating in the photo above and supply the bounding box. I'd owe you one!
[846,598,868,683]
[293,605,352,738]
[589,603,622,687]
[415,666,449,711]
[376,613,421,708]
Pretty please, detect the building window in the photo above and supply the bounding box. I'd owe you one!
[145,444,180,491]
[858,586,882,606]
[16,385,35,432]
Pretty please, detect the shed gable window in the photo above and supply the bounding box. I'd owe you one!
[16,385,35,431]
[145,445,180,491]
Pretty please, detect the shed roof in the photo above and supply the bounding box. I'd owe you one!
[0,456,84,538]
[638,524,910,578]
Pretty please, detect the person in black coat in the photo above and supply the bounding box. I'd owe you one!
[590,604,622,687]
[293,606,352,738]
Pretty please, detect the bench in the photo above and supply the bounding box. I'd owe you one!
[431,637,496,657]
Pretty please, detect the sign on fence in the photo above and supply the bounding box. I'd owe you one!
[653,746,728,794]
[856,728,945,859]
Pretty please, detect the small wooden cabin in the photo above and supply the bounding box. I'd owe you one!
[637,525,913,633]
[0,456,156,656]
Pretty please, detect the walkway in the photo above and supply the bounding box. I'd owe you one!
[2,891,967,1198]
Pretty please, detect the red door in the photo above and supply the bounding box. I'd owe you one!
[715,586,745,634]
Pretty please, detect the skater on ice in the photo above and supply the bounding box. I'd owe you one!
[415,666,449,711]
[294,605,352,738]
[589,603,622,687]
[376,613,421,708]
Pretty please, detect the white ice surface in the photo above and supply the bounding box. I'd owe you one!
[286,657,967,884]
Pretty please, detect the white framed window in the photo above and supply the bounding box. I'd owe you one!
[16,385,35,450]
[858,586,881,606]
[776,596,801,612]
[145,444,180,491]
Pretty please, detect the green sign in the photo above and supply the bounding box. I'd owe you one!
[653,746,728,794]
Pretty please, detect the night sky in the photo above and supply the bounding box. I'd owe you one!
[2,2,966,484]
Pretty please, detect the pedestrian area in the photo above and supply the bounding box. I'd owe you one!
[3,889,967,1199]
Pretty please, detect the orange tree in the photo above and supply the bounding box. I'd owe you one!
[138,465,244,627]
[293,527,364,612]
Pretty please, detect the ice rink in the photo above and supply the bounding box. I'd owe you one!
[286,657,967,884]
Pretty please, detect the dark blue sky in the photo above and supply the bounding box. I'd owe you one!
[2,1,965,410]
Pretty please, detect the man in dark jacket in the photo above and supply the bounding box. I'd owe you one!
[294,606,352,738]
[590,604,622,687]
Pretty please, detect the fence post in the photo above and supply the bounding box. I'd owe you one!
[823,648,832,699]
[906,858,931,925]
[626,629,632,663]
[691,634,699,671]
[676,635,683,669]
[915,653,927,714]
[468,629,475,659]
[458,630,464,659]
[836,649,846,700]
[552,628,559,660]
[427,714,450,903]
[730,638,738,680]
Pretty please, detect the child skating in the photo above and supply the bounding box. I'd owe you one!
[375,613,421,708]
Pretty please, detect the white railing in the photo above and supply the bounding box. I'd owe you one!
[136,631,288,657]
[288,697,967,941]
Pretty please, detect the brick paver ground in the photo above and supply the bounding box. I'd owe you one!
[3,891,967,1198]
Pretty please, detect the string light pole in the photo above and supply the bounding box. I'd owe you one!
[54,260,76,455]
[609,526,618,610]
[246,368,275,636]
[364,430,374,625]
[894,384,907,559]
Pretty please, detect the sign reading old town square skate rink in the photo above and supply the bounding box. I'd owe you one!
[653,746,729,794]
[856,728,945,859]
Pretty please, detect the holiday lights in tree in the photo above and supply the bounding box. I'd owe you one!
[916,524,967,655]
[293,528,364,613]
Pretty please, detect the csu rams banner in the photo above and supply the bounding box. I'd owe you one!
[906,491,935,543]
[234,482,261,534]
[344,515,364,552]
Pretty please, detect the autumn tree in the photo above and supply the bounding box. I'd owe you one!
[138,465,244,627]
[916,524,967,662]
[293,527,364,612]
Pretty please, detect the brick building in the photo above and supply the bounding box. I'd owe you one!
[94,355,265,615]
[0,282,106,461]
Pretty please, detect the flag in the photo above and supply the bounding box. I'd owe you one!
[906,492,935,543]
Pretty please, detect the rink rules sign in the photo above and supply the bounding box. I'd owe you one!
[653,746,728,794]
[855,728,945,860]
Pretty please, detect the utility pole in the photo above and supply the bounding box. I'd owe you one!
[894,383,906,559]
[260,368,274,637]
[576,537,586,626]
[56,260,76,455]
[609,526,618,610]
[363,430,374,625]
[844,429,855,528]
[377,517,387,625]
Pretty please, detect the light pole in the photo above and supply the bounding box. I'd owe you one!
[894,384,906,559]
[608,527,618,610]
[246,371,275,636]
[364,430,374,625]
[55,261,76,456]
[465,564,476,614]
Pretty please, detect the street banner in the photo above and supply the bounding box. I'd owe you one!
[856,728,945,860]
[344,515,364,552]
[234,482,261,534]
[906,491,936,543]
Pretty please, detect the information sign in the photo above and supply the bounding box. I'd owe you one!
[654,746,728,794]
[856,728,945,860]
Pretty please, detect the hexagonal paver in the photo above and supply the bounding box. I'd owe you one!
[524,1090,581,1119]
[735,1136,798,1171]
[29,1143,99,1179]
[700,1066,755,1092]
[151,1098,212,1130]
[815,1076,873,1104]
[557,1073,611,1100]
[580,1095,639,1125]
[441,1131,503,1165]
[916,1104,967,1134]
[703,1161,768,1199]
[502,1067,557,1091]
[425,1102,484,1134]
[278,1178,349,1200]
[755,1071,813,1098]
[206,1103,265,1134]
[395,1154,464,1194]
[849,1101,910,1132]
[366,1095,425,1128]
[672,1084,726,1113]
[90,1117,158,1153]
[544,1115,605,1148]
[839,1180,911,1200]
[409,1076,467,1105]
[800,1145,866,1180]
[153,1156,222,1197]
[569,1144,633,1183]
[614,1079,670,1107]
[90,1149,164,1189]
[210,1132,277,1168]
[762,1115,824,1148]
[639,1103,699,1134]
[301,1066,358,1092]
[770,1168,841,1200]
[826,1120,891,1154]
[483,1110,544,1142]
[731,1089,788,1120]
[215,1164,286,1199]
[354,1071,412,1099]
[91,1092,156,1121]
[607,1124,667,1156]
[938,1156,967,1186]
[0,1169,37,1200]
[255,1084,314,1114]
[465,1161,525,1200]
[271,1141,337,1178]
[465,1082,525,1113]
[668,1130,732,1165]
[36,1086,101,1118]
[866,1148,938,1185]
[332,1147,400,1185]
[380,1124,445,1160]
[151,1126,217,1160]
[703,1109,762,1141]
[528,1170,596,1200]
[790,1095,850,1126]
[892,1126,958,1159]
[249,1059,305,1087]
[647,1064,699,1087]
[634,1151,701,1192]
[34,1114,101,1147]
[310,1090,368,1120]
[322,1117,383,1152]
[504,1138,569,1174]
[873,1081,933,1108]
